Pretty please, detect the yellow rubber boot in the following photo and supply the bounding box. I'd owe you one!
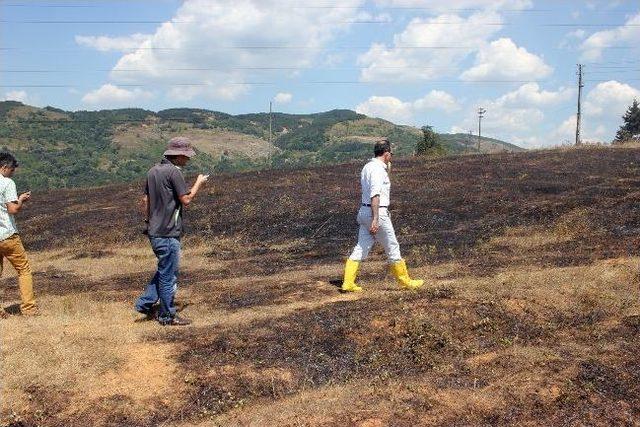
[341,259,362,292]
[391,259,424,290]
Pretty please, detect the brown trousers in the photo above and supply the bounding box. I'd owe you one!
[0,234,36,314]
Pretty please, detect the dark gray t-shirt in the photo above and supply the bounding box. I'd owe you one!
[144,158,189,238]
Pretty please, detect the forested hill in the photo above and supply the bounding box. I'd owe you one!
[0,101,522,189]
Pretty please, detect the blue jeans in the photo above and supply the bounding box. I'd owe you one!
[135,237,180,323]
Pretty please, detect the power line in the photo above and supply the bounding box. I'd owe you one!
[290,7,639,14]
[0,46,637,54]
[2,3,639,14]
[1,3,98,6]
[1,45,635,52]
[3,19,389,25]
[2,66,469,73]
[1,19,639,27]
[586,65,640,69]
[1,4,97,7]
[586,60,640,64]
[0,46,484,51]
[542,23,640,27]
[1,79,637,89]
[584,70,640,74]
[6,65,638,73]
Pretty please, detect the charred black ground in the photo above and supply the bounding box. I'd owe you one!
[3,147,640,426]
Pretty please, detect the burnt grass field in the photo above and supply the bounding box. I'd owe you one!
[2,146,640,426]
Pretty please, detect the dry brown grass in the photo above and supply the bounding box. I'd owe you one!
[1,242,225,282]
[112,124,278,158]
[0,293,185,426]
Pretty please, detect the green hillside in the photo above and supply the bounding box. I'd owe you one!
[0,101,521,190]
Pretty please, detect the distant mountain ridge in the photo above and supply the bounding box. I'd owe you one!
[0,101,522,189]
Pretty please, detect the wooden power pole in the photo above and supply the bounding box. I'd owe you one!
[575,64,584,146]
[477,107,486,153]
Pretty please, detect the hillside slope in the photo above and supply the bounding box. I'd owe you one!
[1,146,638,426]
[0,101,520,189]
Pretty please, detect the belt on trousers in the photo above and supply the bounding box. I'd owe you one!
[362,204,388,208]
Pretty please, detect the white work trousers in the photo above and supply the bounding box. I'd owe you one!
[348,207,402,263]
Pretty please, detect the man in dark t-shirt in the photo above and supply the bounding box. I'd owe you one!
[134,137,208,326]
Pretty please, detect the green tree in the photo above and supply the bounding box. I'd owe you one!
[416,125,442,156]
[614,99,640,143]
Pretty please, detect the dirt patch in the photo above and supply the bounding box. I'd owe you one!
[89,343,179,404]
[0,295,183,427]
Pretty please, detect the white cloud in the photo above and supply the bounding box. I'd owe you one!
[496,82,574,106]
[373,0,532,11]
[356,96,414,124]
[584,80,640,117]
[358,10,503,82]
[558,28,587,49]
[165,81,248,102]
[553,80,640,144]
[355,90,460,124]
[460,38,553,81]
[452,103,547,149]
[551,114,605,145]
[452,84,576,148]
[354,11,392,23]
[593,124,607,138]
[580,12,640,61]
[100,0,365,101]
[483,106,544,133]
[551,115,577,143]
[413,90,461,113]
[2,90,30,104]
[274,92,293,104]
[81,84,154,107]
[75,33,151,52]
[569,29,587,39]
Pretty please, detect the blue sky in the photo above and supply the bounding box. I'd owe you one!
[1,0,639,147]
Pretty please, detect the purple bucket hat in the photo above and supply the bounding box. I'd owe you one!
[164,136,196,158]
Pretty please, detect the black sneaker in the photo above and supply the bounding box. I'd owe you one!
[136,305,158,320]
[159,315,192,326]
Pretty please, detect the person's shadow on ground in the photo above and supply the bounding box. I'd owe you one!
[3,303,21,315]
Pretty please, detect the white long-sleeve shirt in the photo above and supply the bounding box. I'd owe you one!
[360,158,390,207]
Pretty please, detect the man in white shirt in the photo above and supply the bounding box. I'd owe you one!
[0,152,37,317]
[341,138,423,292]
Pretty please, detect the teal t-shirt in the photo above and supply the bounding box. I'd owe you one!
[0,176,18,241]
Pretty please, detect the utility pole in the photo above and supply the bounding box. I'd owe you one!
[269,101,273,144]
[477,107,486,153]
[575,64,584,146]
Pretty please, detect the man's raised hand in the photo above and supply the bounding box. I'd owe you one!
[18,191,31,202]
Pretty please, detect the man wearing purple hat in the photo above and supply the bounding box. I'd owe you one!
[134,136,208,326]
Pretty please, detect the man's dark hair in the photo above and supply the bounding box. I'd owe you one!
[373,139,392,157]
[0,152,18,169]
